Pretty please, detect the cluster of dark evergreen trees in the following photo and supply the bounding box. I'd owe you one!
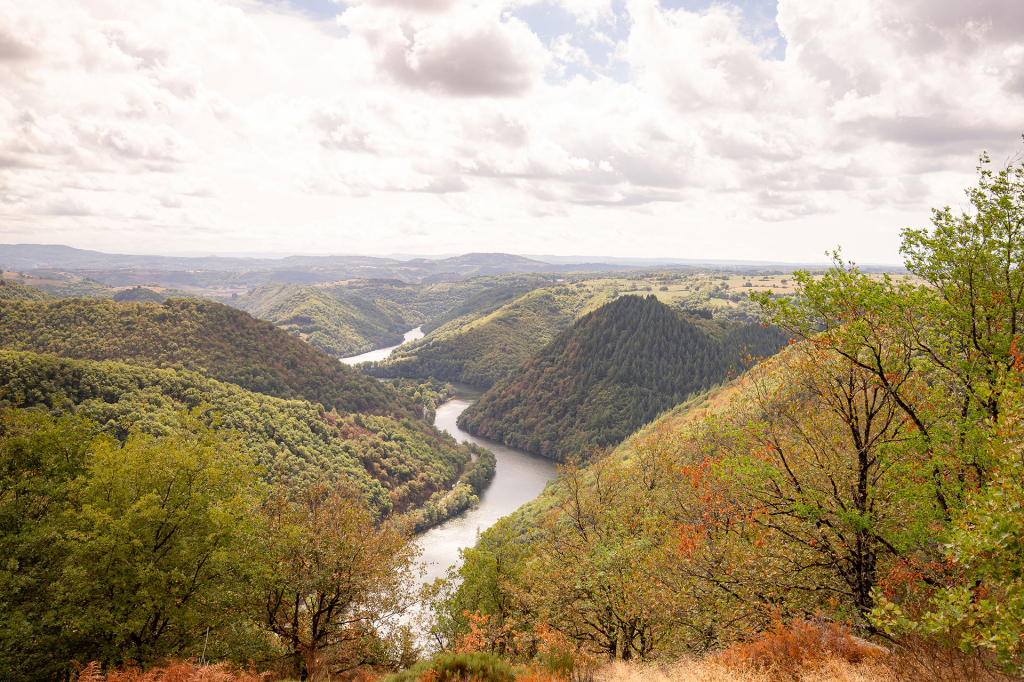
[457,295,791,460]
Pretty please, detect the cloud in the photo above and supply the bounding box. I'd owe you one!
[338,5,546,96]
[0,0,1021,261]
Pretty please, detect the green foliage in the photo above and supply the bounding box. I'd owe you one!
[324,274,549,320]
[232,283,422,357]
[428,517,534,651]
[0,410,261,680]
[0,279,54,301]
[411,443,495,532]
[420,279,548,334]
[385,651,514,682]
[458,295,791,461]
[0,351,479,519]
[0,297,418,418]
[0,409,97,680]
[59,413,261,667]
[388,377,457,423]
[361,284,615,388]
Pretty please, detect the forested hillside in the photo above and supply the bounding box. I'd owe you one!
[0,278,54,301]
[457,295,791,460]
[0,350,476,518]
[0,297,416,417]
[231,283,422,356]
[419,278,548,334]
[323,273,555,319]
[360,284,616,387]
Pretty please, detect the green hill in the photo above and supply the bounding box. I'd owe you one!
[112,286,167,303]
[419,278,548,334]
[359,284,616,387]
[0,297,416,417]
[457,294,791,460]
[0,278,54,301]
[0,350,484,519]
[231,284,422,357]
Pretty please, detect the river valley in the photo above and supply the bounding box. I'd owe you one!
[339,330,560,586]
[418,384,559,584]
[339,326,425,365]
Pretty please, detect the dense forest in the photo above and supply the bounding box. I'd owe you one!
[457,295,791,460]
[322,273,557,320]
[359,285,615,387]
[0,350,477,518]
[0,297,416,417]
[0,278,54,301]
[229,283,423,357]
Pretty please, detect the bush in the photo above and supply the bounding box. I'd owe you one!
[718,620,887,674]
[385,652,514,682]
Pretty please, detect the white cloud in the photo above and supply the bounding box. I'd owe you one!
[0,0,1022,262]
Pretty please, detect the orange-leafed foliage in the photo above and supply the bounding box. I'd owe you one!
[72,660,268,682]
[718,620,887,673]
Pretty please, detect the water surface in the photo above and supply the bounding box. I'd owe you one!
[417,383,559,584]
[339,327,424,365]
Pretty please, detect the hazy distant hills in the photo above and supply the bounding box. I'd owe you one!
[0,244,626,287]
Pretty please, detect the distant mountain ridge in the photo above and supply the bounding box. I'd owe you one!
[0,245,625,284]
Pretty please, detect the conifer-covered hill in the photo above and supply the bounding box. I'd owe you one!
[0,278,55,301]
[0,350,482,519]
[359,284,617,388]
[457,294,791,460]
[230,283,423,357]
[0,297,417,418]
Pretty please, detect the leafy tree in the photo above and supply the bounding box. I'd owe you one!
[0,409,261,680]
[58,412,261,667]
[0,409,97,681]
[252,483,421,680]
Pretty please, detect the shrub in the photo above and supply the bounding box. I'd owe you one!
[718,620,887,674]
[385,652,514,682]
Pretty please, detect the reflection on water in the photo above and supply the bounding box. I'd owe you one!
[417,383,559,585]
[339,327,424,365]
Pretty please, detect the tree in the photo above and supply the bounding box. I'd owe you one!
[0,409,96,681]
[58,412,261,667]
[253,483,421,680]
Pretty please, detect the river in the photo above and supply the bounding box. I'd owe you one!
[418,384,560,584]
[339,326,425,365]
[340,331,560,586]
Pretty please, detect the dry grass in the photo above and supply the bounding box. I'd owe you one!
[72,660,269,682]
[595,657,893,682]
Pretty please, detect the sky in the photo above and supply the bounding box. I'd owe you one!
[1,0,1023,263]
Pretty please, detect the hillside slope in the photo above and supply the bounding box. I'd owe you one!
[359,284,616,387]
[0,279,54,301]
[0,297,416,417]
[232,284,422,356]
[0,350,477,518]
[457,295,791,460]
